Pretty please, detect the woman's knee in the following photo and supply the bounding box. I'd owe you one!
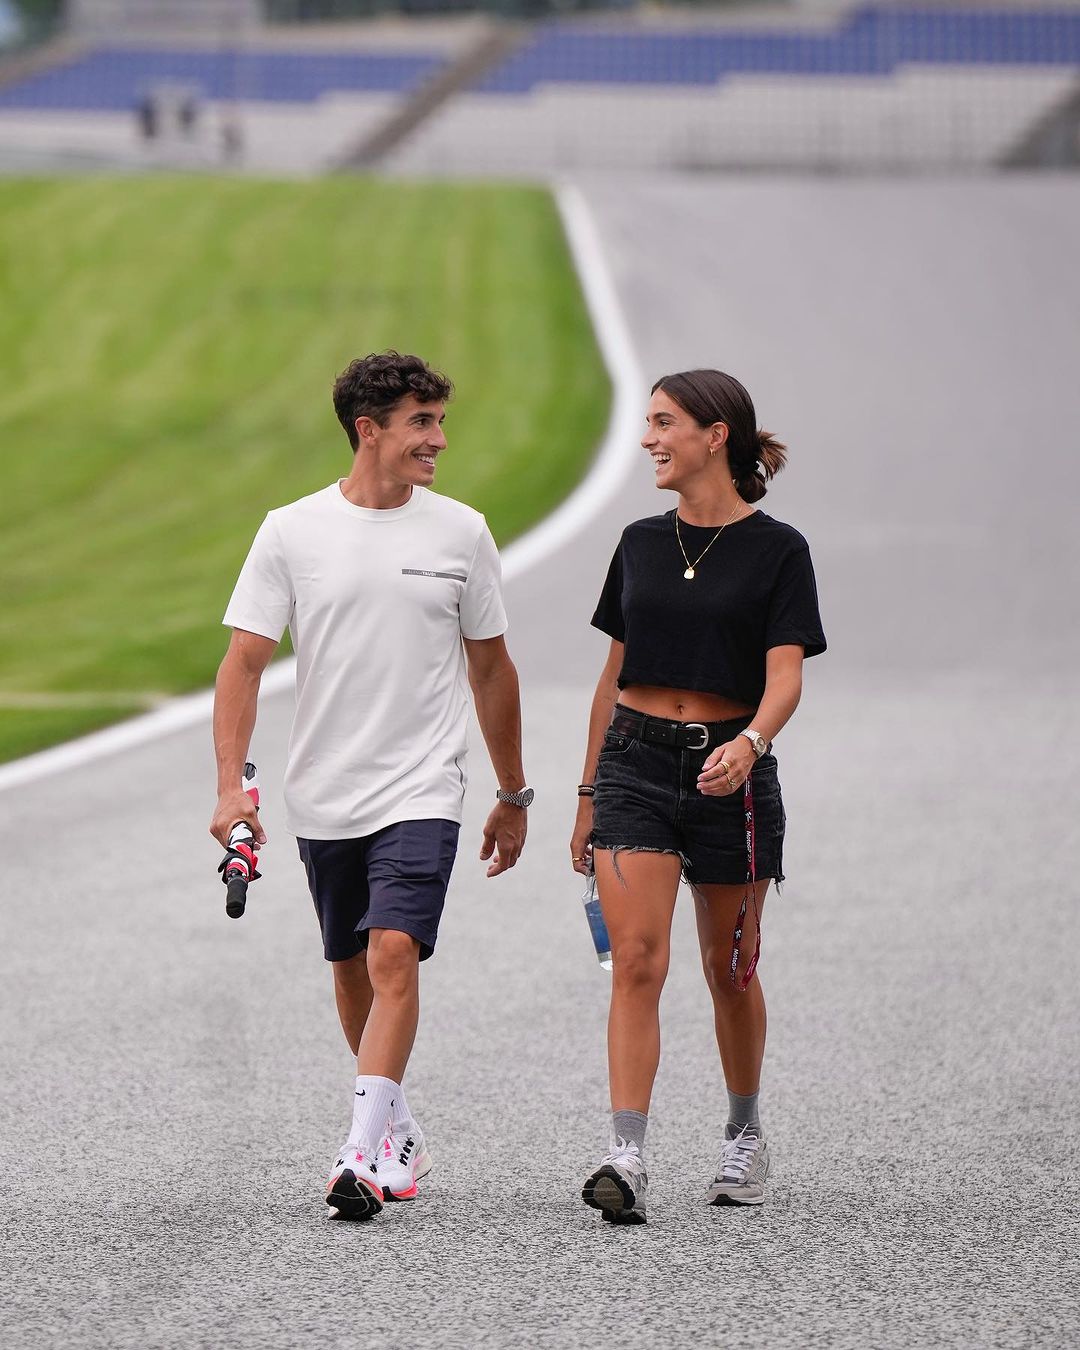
[611,935,669,994]
[702,946,755,1000]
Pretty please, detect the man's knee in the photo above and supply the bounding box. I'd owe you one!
[332,949,368,986]
[366,929,420,994]
[332,950,372,1007]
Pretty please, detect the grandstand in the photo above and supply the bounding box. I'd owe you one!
[1,4,1079,173]
[0,11,482,171]
[394,7,1080,172]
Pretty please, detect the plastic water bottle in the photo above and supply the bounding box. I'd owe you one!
[582,873,613,971]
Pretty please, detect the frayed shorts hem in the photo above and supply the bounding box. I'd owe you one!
[591,840,784,889]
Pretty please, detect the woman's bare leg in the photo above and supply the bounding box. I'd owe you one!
[692,880,771,1094]
[594,848,684,1113]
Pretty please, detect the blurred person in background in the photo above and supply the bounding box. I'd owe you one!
[211,351,531,1222]
[570,369,825,1224]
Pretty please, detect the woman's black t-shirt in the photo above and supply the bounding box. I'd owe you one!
[591,509,826,706]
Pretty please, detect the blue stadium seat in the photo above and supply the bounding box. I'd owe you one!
[2,10,1078,111]
[0,47,445,110]
[471,7,1080,95]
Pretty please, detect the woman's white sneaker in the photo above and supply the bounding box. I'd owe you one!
[706,1127,769,1206]
[326,1144,384,1220]
[378,1121,432,1201]
[582,1138,648,1225]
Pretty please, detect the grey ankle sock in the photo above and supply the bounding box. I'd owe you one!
[726,1089,761,1138]
[612,1109,648,1155]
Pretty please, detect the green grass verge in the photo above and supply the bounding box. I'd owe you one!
[0,706,149,763]
[0,177,610,764]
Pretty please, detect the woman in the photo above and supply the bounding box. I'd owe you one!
[571,369,826,1225]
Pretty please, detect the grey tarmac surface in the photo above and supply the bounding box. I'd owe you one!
[3,175,1079,1349]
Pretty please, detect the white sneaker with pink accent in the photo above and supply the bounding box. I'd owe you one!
[326,1143,384,1220]
[378,1121,432,1201]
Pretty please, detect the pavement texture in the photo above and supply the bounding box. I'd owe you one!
[3,175,1080,1349]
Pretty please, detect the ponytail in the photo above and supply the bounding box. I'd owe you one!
[732,428,787,503]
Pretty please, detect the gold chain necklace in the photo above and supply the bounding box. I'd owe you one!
[675,502,744,580]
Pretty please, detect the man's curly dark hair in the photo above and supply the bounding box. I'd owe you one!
[332,351,454,451]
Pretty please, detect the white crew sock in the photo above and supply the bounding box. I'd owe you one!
[390,1084,413,1131]
[347,1075,399,1156]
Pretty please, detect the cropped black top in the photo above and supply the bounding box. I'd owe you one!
[591,510,826,706]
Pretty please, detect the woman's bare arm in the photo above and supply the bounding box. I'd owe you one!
[569,639,624,875]
[697,644,805,796]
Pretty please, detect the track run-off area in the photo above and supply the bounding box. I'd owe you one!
[2,175,1078,1349]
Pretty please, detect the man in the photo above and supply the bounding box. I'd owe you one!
[210,351,531,1221]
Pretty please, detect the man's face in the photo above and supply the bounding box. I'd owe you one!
[358,395,447,488]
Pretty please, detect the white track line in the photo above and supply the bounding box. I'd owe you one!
[0,182,641,794]
[500,183,644,580]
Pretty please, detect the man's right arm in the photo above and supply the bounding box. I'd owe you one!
[210,628,278,846]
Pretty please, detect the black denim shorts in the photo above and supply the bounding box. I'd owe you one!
[591,706,786,887]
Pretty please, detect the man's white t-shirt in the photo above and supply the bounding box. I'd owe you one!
[223,482,507,840]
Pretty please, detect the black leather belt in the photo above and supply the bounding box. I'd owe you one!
[610,706,753,752]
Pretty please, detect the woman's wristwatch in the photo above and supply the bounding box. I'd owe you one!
[738,729,768,758]
[496,787,535,808]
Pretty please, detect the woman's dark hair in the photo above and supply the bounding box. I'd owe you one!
[333,350,453,450]
[651,369,787,503]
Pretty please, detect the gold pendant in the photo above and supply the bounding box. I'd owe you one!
[684,567,695,580]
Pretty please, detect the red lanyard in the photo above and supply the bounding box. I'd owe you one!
[730,773,761,992]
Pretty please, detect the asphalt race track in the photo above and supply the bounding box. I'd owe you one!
[3,176,1079,1349]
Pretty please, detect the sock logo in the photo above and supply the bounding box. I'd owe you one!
[356,1089,366,1097]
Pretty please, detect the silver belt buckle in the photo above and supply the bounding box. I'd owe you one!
[685,722,710,750]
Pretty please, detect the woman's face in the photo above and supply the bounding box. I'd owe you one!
[641,389,727,493]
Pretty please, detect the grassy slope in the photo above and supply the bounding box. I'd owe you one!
[0,177,609,762]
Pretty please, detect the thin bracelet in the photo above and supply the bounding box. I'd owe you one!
[577,784,596,797]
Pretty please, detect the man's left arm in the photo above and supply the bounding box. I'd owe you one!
[463,635,527,878]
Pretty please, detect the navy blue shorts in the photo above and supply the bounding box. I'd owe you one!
[591,707,786,887]
[296,819,460,963]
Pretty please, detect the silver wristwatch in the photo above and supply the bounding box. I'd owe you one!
[738,729,768,758]
[496,787,534,808]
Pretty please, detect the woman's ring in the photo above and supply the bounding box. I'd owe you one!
[720,761,732,775]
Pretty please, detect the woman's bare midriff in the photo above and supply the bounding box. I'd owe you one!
[619,684,755,723]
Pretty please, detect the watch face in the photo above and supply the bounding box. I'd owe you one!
[519,788,535,807]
